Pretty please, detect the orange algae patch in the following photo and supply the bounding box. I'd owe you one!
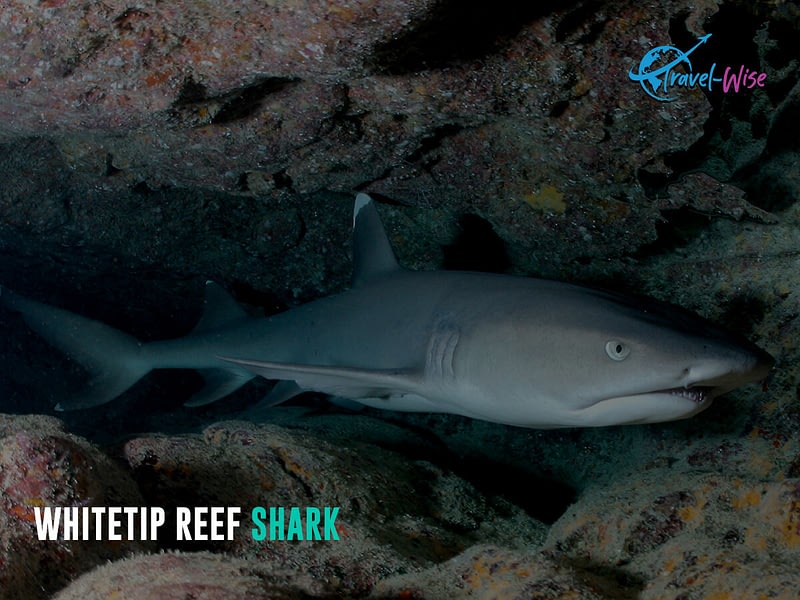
[732,487,762,509]
[465,555,492,589]
[678,504,701,522]
[145,70,171,87]
[9,504,36,522]
[274,446,314,480]
[524,185,567,213]
[661,558,677,574]
[465,553,529,594]
[740,482,800,549]
[9,496,48,522]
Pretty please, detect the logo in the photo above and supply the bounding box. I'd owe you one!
[628,34,767,102]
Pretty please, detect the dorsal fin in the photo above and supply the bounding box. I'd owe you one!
[192,281,249,334]
[351,193,401,286]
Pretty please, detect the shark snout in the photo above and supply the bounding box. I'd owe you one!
[745,347,776,382]
[685,345,775,391]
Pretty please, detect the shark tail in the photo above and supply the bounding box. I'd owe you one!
[0,286,151,410]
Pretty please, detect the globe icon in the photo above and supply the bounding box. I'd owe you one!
[629,44,693,101]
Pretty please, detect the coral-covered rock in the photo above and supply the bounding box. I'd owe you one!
[123,420,545,597]
[0,0,747,282]
[0,0,432,131]
[371,544,628,599]
[0,415,150,600]
[51,551,308,600]
[662,172,778,222]
[548,470,800,598]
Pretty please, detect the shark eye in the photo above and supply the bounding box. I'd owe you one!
[605,340,630,361]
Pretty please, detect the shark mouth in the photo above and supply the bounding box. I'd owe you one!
[664,386,713,404]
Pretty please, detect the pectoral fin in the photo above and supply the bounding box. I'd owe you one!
[216,356,422,398]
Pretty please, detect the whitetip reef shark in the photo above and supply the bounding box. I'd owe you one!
[0,193,774,427]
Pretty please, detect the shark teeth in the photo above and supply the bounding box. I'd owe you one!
[666,386,712,404]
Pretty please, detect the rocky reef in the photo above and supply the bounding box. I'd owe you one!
[1,0,799,597]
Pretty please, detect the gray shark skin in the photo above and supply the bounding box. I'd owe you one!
[0,193,774,428]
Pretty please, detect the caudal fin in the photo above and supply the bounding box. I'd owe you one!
[0,286,151,410]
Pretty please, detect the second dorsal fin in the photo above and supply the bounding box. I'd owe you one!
[192,281,249,334]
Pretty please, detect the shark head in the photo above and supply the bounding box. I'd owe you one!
[461,283,774,428]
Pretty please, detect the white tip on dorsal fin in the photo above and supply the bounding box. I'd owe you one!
[353,192,372,227]
[192,281,250,334]
[351,193,400,286]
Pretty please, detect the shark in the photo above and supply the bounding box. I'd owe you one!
[0,193,774,428]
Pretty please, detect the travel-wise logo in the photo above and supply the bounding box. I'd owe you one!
[628,34,767,101]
